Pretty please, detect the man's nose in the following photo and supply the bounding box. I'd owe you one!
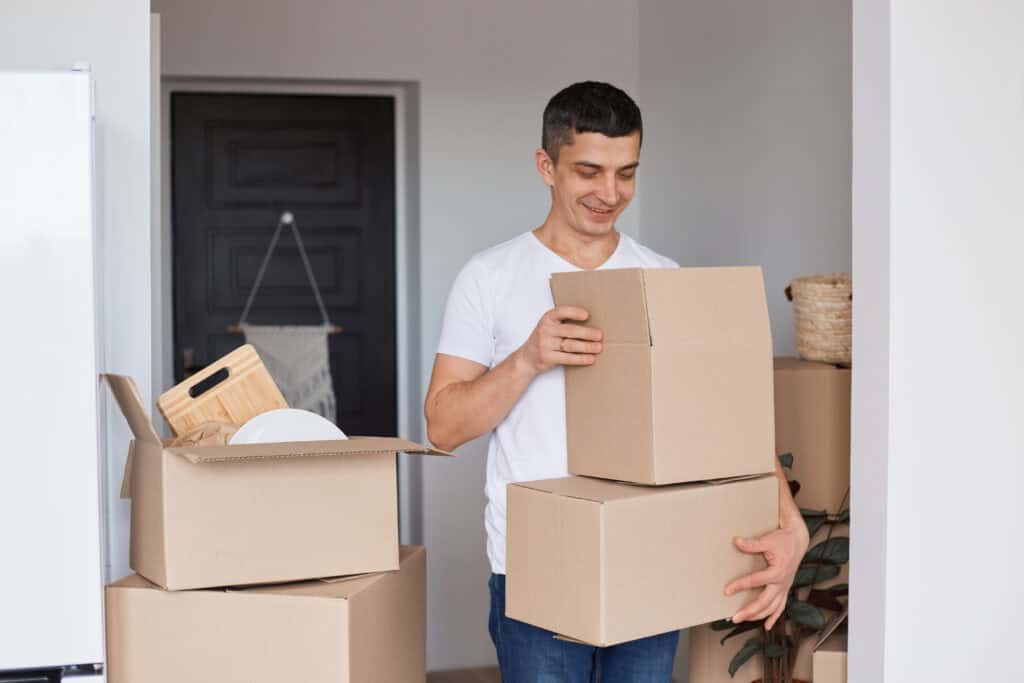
[595,175,619,205]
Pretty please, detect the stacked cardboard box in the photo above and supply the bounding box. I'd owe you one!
[102,369,444,682]
[506,267,781,646]
[688,358,851,682]
[812,632,848,683]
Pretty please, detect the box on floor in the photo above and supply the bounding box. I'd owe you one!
[106,545,426,683]
[104,374,447,590]
[688,358,850,683]
[813,632,848,683]
[551,266,776,485]
[506,474,778,646]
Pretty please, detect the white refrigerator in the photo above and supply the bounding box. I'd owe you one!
[0,70,106,681]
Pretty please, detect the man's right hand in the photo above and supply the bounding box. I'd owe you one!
[516,305,604,374]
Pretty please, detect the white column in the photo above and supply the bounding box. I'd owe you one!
[852,1,1024,681]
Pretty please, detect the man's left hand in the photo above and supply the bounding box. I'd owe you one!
[723,521,809,630]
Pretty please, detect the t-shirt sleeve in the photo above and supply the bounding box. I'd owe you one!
[436,258,495,367]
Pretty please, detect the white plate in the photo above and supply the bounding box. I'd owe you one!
[229,408,347,445]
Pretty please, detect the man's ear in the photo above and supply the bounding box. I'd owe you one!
[535,148,556,187]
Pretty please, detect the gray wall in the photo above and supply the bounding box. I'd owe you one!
[149,0,852,672]
[637,0,851,356]
[151,0,640,670]
[635,3,851,678]
[0,0,152,585]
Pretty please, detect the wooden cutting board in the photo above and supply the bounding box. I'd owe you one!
[158,344,288,436]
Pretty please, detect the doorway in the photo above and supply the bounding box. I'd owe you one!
[171,91,397,436]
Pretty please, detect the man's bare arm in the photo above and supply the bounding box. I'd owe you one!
[424,305,602,452]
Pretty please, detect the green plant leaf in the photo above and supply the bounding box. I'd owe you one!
[827,583,849,596]
[793,563,840,588]
[805,537,849,565]
[728,637,762,678]
[719,620,764,645]
[764,642,785,659]
[777,452,794,469]
[710,618,735,631]
[786,600,827,631]
[836,509,850,524]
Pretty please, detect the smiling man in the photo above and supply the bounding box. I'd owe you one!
[425,81,807,682]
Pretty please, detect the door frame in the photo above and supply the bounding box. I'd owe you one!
[159,76,422,542]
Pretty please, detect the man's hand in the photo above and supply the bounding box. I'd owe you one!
[724,523,809,630]
[515,305,603,374]
[724,460,810,630]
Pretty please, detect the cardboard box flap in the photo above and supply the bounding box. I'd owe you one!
[516,473,776,503]
[241,546,425,599]
[551,268,651,345]
[119,441,135,500]
[774,357,843,373]
[102,373,161,444]
[170,436,450,464]
[642,267,770,345]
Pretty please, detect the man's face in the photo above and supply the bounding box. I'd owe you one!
[537,131,640,238]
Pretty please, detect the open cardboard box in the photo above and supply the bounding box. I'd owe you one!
[551,267,776,485]
[106,545,427,683]
[104,374,448,591]
[506,473,779,646]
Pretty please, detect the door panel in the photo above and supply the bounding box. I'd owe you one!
[172,92,396,436]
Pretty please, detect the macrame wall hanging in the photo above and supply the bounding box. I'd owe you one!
[234,211,342,422]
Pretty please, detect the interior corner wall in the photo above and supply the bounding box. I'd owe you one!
[862,2,1024,681]
[849,0,888,680]
[151,0,640,670]
[0,1,152,587]
[636,0,852,356]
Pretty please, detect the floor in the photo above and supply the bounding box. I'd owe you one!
[427,667,501,683]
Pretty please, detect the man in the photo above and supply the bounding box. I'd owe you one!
[425,81,809,682]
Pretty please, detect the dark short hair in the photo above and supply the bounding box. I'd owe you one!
[542,81,642,163]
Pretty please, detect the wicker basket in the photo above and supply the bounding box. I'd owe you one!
[785,273,852,366]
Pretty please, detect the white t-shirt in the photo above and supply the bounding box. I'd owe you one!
[436,230,679,574]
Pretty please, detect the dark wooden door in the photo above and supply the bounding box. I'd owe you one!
[172,92,396,436]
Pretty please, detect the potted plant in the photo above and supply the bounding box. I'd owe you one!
[709,453,849,683]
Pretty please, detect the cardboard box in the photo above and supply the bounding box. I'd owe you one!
[551,267,775,485]
[104,374,446,590]
[813,633,848,683]
[106,545,426,683]
[689,358,850,683]
[774,357,851,511]
[506,474,778,646]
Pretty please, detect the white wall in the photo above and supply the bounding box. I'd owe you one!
[637,0,852,356]
[849,0,888,680]
[853,2,1024,681]
[151,0,639,669]
[0,1,152,586]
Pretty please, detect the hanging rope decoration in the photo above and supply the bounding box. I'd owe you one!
[235,211,341,422]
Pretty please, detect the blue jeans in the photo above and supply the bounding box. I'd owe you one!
[488,574,679,682]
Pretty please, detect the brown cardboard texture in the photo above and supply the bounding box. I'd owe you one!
[106,545,427,683]
[103,374,448,591]
[813,632,848,683]
[688,358,850,683]
[551,267,775,485]
[506,474,778,646]
[774,357,851,511]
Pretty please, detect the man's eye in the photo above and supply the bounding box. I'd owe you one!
[619,172,636,180]
[579,171,599,179]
